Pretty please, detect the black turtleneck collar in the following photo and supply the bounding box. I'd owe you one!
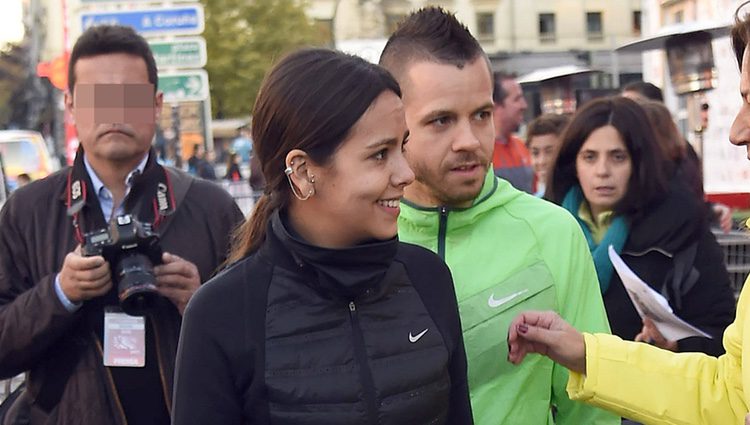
[266,209,398,300]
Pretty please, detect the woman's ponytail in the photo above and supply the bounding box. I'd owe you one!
[225,192,277,265]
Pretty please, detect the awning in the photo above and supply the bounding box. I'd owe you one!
[211,117,250,139]
[616,21,731,53]
[517,65,600,84]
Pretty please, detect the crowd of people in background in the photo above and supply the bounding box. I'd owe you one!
[185,142,249,183]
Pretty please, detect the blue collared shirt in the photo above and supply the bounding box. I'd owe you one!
[83,153,149,221]
[54,153,149,312]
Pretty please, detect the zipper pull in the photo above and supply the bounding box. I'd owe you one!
[349,301,356,312]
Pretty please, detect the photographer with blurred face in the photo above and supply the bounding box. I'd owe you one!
[0,25,243,425]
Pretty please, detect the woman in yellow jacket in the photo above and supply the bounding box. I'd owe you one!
[509,276,749,424]
[506,6,750,424]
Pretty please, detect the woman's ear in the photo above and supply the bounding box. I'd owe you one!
[285,149,316,200]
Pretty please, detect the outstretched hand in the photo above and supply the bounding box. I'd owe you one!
[507,310,587,374]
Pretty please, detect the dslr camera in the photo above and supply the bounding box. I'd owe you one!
[82,214,163,316]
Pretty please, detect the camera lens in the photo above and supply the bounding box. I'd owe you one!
[116,253,159,316]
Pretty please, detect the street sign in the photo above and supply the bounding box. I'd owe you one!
[81,5,204,36]
[149,38,207,69]
[159,70,209,103]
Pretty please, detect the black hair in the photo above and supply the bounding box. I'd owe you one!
[621,81,664,102]
[68,25,158,93]
[526,113,570,146]
[379,7,487,83]
[228,48,401,260]
[548,96,670,220]
[492,72,518,104]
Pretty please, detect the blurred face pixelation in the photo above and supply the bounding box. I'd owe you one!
[400,58,495,208]
[66,52,162,166]
[310,91,414,245]
[575,125,632,217]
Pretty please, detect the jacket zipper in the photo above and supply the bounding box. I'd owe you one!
[150,318,172,416]
[348,301,379,424]
[94,334,128,425]
[437,207,448,260]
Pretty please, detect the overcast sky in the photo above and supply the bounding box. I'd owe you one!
[0,0,25,47]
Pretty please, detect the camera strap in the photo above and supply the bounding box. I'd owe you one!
[66,147,176,242]
[66,149,106,244]
[121,152,176,229]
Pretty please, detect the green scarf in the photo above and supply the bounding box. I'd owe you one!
[562,186,629,293]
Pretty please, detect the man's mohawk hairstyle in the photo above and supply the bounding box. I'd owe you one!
[380,7,485,73]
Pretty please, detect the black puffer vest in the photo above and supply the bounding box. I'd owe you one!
[172,209,472,424]
[262,212,452,424]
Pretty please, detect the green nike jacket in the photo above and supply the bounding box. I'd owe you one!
[398,171,618,425]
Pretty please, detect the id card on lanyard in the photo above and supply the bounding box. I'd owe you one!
[103,307,146,367]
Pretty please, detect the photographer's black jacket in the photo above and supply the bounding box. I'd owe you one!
[172,211,473,425]
[0,160,244,425]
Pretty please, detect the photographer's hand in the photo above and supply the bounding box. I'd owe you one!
[154,252,200,315]
[59,246,113,303]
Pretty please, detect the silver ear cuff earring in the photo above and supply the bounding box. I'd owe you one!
[284,163,315,201]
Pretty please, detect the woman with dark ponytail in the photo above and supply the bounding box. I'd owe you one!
[172,48,473,425]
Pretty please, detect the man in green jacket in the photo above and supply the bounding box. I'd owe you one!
[380,8,618,425]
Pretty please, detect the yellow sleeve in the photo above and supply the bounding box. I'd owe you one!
[566,280,750,425]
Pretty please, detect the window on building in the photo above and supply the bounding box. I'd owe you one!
[674,10,684,24]
[385,14,407,35]
[539,13,556,43]
[586,12,603,41]
[314,19,333,46]
[632,10,642,35]
[476,12,494,39]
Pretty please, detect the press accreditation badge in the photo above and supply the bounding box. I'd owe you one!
[103,308,146,367]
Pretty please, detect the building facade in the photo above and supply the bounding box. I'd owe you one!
[640,0,749,195]
[309,0,644,116]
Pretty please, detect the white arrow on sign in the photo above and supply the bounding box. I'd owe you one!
[159,70,210,103]
[185,76,202,95]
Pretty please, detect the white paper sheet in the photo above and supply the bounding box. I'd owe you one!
[607,246,711,341]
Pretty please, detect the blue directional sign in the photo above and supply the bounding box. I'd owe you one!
[81,5,204,36]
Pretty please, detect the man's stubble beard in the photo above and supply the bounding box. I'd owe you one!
[407,157,486,208]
